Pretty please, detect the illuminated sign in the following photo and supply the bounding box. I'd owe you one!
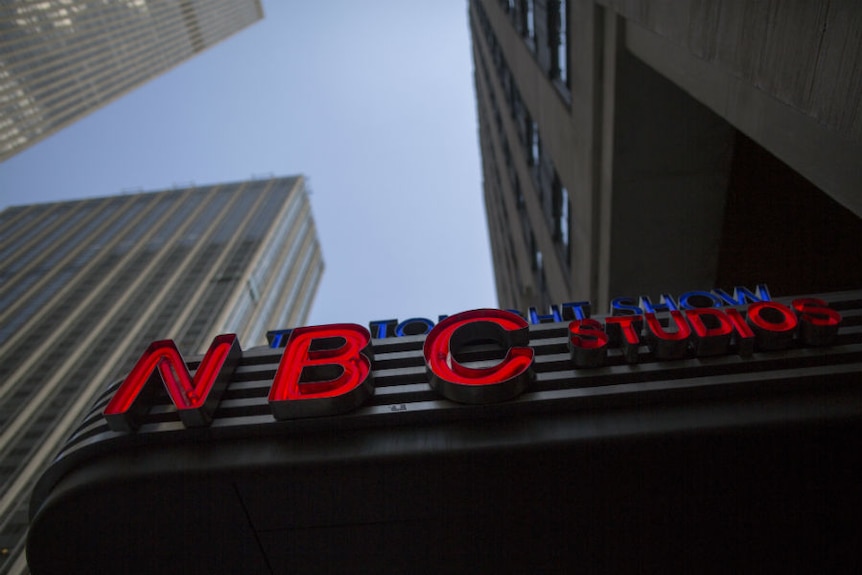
[103,287,842,432]
[265,284,775,345]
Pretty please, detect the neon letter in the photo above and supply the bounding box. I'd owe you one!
[746,301,797,350]
[561,301,591,321]
[644,311,691,359]
[528,305,562,324]
[639,294,678,314]
[423,309,533,404]
[568,318,608,368]
[395,317,435,337]
[685,308,733,357]
[678,291,723,310]
[792,298,841,346]
[725,308,755,356]
[609,297,642,315]
[269,324,374,419]
[713,284,771,306]
[103,334,242,432]
[266,328,292,348]
[604,315,642,363]
[368,319,397,339]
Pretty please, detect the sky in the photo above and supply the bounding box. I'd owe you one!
[0,0,498,329]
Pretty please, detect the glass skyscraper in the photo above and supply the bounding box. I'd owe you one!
[0,0,263,162]
[0,175,323,574]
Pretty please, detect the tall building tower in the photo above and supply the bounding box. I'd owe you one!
[0,0,263,162]
[470,0,862,313]
[0,175,323,574]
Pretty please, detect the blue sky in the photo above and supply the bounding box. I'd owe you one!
[0,0,497,328]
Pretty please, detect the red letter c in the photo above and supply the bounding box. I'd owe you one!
[423,309,533,404]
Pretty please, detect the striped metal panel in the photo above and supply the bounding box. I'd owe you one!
[34,289,862,503]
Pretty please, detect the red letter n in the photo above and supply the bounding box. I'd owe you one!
[103,334,242,432]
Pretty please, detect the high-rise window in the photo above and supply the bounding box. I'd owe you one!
[529,120,540,166]
[560,187,570,252]
[530,231,540,271]
[520,0,535,42]
[515,175,525,211]
[549,0,569,86]
[529,119,543,197]
[552,176,571,265]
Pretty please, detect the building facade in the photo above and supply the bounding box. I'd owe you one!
[0,175,323,574]
[0,0,263,162]
[470,0,862,313]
